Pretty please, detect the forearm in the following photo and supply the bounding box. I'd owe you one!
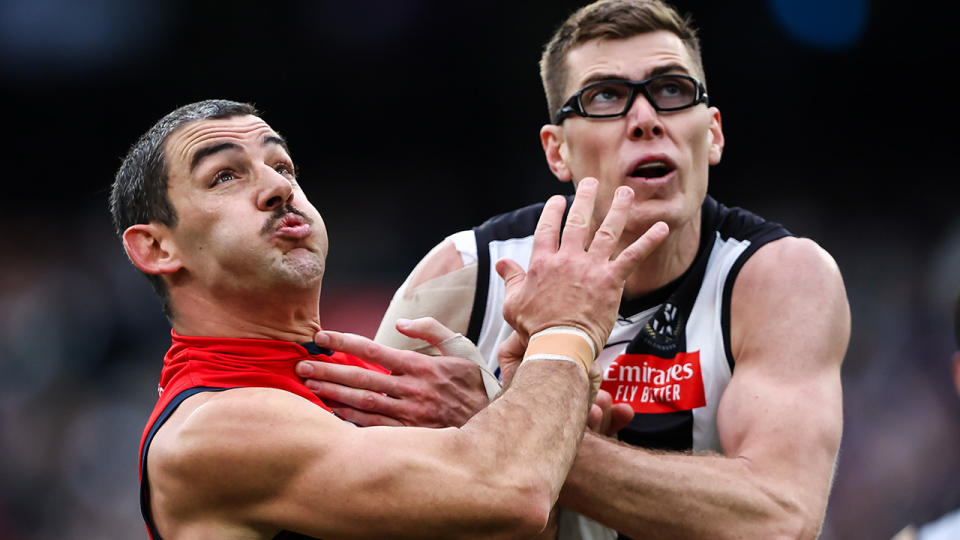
[560,432,817,539]
[460,359,590,511]
[356,359,589,537]
[274,360,591,539]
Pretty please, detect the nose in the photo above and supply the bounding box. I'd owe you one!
[625,91,664,140]
[256,166,294,211]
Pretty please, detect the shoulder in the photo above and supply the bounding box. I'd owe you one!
[406,236,472,290]
[148,387,343,511]
[736,236,845,301]
[155,386,338,463]
[474,199,554,243]
[400,197,556,289]
[704,196,787,239]
[730,236,850,367]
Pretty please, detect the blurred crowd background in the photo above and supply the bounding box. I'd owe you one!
[1,0,957,538]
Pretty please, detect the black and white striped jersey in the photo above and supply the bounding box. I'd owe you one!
[449,194,791,540]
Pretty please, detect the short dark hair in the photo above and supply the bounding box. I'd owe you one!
[539,0,704,121]
[109,99,259,318]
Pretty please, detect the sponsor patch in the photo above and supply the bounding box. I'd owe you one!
[600,352,706,413]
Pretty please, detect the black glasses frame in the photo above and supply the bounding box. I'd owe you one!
[554,74,709,125]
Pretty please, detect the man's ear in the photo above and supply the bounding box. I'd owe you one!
[122,224,182,275]
[708,107,725,165]
[540,124,572,182]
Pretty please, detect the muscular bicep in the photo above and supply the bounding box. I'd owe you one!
[717,237,849,521]
[151,387,480,538]
[375,237,479,351]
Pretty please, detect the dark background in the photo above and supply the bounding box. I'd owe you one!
[1,1,958,538]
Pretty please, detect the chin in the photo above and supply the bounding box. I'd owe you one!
[627,197,683,227]
[276,250,325,285]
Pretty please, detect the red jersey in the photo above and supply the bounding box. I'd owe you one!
[138,330,387,540]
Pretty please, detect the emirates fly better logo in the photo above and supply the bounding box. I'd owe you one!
[600,352,706,413]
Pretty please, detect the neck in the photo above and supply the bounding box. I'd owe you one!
[621,211,701,299]
[169,287,322,344]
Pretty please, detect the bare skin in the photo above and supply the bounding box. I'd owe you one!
[299,31,849,539]
[125,117,669,540]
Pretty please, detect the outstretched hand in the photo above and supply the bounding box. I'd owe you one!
[297,317,487,428]
[496,178,669,353]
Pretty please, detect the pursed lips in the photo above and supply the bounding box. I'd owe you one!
[274,214,311,239]
[262,208,313,239]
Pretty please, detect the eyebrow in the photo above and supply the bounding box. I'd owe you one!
[579,63,692,88]
[189,134,291,173]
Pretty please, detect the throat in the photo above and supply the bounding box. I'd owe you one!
[171,288,322,343]
[622,219,700,298]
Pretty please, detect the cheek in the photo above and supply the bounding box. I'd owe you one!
[690,114,717,157]
[565,125,618,174]
[188,207,258,259]
[295,195,327,241]
[314,218,330,257]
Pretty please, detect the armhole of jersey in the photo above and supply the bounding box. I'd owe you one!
[466,227,491,344]
[721,228,791,373]
[140,386,233,540]
[463,197,565,345]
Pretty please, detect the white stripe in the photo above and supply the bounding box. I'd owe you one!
[522,353,580,366]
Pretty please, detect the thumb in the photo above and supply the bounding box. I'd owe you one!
[495,258,526,291]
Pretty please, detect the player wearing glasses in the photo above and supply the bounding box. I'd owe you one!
[299,1,850,538]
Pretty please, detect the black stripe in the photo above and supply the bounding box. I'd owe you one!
[715,199,791,373]
[619,410,693,451]
[466,198,555,343]
[140,387,232,540]
[467,226,491,344]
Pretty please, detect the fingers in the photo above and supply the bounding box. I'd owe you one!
[587,389,613,434]
[303,378,404,422]
[611,221,670,280]
[315,330,411,372]
[587,404,603,432]
[588,186,634,257]
[297,360,399,395]
[496,330,526,358]
[531,194,568,255]
[559,177,598,252]
[609,403,635,435]
[585,390,635,436]
[496,330,526,386]
[394,317,457,347]
[326,401,405,428]
[594,388,613,411]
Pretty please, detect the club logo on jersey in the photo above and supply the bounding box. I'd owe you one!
[639,301,684,353]
[601,351,706,413]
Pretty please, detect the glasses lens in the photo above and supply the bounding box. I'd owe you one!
[580,82,632,116]
[647,76,698,110]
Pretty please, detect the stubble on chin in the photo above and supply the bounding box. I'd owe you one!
[274,249,325,288]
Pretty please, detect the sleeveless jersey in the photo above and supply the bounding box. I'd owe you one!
[138,330,387,540]
[450,195,790,540]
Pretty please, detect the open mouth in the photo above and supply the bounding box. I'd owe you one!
[629,159,675,180]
